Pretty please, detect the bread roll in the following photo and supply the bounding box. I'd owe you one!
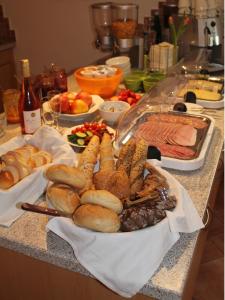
[45,164,86,190]
[73,204,120,233]
[0,169,15,189]
[0,144,52,190]
[80,190,123,214]
[47,183,80,214]
[28,151,53,168]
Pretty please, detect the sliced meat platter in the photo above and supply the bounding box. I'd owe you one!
[134,112,211,161]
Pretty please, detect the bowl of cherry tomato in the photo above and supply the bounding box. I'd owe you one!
[64,122,115,153]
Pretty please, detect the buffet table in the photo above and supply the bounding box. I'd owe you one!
[0,97,223,299]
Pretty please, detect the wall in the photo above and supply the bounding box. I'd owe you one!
[0,0,159,75]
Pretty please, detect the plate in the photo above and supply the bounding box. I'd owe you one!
[63,124,115,152]
[184,103,204,114]
[196,97,224,109]
[42,94,104,122]
[170,103,204,114]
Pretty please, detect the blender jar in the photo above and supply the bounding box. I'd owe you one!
[91,2,113,51]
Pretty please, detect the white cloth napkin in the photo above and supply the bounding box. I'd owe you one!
[47,164,204,298]
[0,126,75,227]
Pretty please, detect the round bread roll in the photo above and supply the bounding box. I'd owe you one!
[47,183,80,214]
[45,164,86,190]
[73,204,120,233]
[0,170,15,189]
[80,190,123,214]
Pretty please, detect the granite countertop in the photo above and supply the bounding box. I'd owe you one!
[0,103,223,299]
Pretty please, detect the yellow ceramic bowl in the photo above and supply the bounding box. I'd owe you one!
[74,67,122,99]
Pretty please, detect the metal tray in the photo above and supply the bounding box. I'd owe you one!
[115,111,215,171]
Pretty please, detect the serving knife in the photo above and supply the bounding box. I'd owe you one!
[19,202,72,218]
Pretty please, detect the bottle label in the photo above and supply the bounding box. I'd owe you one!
[23,108,41,134]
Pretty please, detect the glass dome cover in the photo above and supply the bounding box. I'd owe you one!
[115,74,190,150]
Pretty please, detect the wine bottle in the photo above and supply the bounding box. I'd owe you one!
[19,59,41,134]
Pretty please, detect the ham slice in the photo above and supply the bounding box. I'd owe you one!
[158,144,195,159]
[170,125,197,146]
[135,122,197,147]
[147,113,207,129]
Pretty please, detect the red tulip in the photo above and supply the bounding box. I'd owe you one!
[168,16,174,25]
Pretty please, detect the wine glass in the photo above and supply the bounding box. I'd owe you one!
[42,94,61,131]
[49,96,61,131]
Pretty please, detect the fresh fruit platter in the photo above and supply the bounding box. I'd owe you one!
[66,122,114,148]
[110,89,142,106]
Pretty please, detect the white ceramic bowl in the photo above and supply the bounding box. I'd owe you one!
[99,101,130,124]
[106,56,130,69]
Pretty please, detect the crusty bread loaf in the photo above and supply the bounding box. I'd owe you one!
[45,164,86,190]
[80,190,123,214]
[47,183,80,214]
[73,204,120,233]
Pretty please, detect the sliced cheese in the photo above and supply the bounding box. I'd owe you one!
[188,80,223,92]
[178,88,222,101]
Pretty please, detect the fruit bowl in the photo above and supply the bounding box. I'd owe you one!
[74,66,123,99]
[42,92,104,122]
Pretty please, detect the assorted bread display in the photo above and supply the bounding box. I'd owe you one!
[0,144,53,190]
[45,133,177,233]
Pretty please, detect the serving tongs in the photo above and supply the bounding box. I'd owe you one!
[19,202,72,218]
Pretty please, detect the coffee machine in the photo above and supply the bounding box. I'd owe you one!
[91,2,143,68]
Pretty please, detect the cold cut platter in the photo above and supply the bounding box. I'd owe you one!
[115,112,215,171]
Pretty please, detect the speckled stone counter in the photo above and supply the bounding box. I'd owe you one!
[0,109,223,300]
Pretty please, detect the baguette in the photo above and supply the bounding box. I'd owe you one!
[78,135,100,192]
[80,190,123,214]
[47,183,80,214]
[129,139,148,199]
[99,133,115,171]
[116,138,136,176]
[45,164,86,190]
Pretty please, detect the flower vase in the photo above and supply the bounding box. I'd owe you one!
[173,46,179,65]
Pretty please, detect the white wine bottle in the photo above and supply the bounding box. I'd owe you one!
[19,59,41,134]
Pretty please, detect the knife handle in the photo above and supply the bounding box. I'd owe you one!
[21,203,62,217]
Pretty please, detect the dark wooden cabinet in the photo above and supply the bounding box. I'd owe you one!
[0,46,17,89]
